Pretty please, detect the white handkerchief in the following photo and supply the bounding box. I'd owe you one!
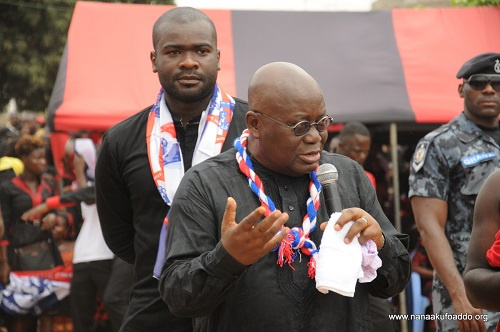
[315,213,364,297]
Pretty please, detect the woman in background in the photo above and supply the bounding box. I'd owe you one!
[0,135,64,332]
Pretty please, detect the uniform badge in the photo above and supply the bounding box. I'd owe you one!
[495,59,500,74]
[412,141,429,173]
[460,152,497,168]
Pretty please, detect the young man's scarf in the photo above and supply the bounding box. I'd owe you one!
[148,85,235,278]
[234,129,321,278]
[486,230,500,267]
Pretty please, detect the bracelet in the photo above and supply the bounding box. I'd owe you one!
[379,233,386,251]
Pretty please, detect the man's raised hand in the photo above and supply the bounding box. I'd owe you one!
[221,197,290,266]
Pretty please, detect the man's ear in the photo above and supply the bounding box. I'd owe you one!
[458,83,465,98]
[150,51,158,73]
[217,49,221,71]
[246,112,261,138]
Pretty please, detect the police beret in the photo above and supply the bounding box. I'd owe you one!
[456,52,500,79]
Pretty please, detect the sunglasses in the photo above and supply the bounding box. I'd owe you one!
[465,74,500,92]
[255,112,333,136]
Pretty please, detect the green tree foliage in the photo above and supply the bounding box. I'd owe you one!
[0,0,175,113]
[451,0,500,6]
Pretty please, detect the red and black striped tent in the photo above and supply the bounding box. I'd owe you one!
[48,1,500,131]
[47,1,500,174]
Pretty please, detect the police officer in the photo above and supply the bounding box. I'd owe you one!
[409,52,500,332]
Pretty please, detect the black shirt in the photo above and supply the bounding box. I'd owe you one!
[161,149,411,332]
[95,98,248,331]
[477,123,500,145]
[173,114,202,172]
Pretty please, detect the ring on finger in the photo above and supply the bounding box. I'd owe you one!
[360,217,368,224]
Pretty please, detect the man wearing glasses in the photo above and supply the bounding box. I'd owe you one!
[159,62,410,331]
[410,52,500,332]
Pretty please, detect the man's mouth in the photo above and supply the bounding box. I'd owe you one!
[479,99,498,107]
[178,76,201,85]
[299,151,321,164]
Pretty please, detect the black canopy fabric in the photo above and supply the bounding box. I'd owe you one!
[48,2,500,134]
[46,2,500,181]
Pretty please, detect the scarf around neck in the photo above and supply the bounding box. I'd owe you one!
[234,129,322,278]
[150,84,235,278]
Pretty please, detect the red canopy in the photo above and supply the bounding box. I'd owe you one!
[47,2,500,175]
[48,2,500,133]
[48,2,234,133]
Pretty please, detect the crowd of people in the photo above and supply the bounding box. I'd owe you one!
[0,5,499,332]
[0,116,133,331]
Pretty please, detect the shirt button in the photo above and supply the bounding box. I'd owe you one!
[288,205,294,211]
[284,185,289,191]
[232,273,240,279]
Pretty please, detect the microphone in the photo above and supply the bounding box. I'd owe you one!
[317,163,342,216]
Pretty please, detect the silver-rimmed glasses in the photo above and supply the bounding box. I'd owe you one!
[254,112,333,136]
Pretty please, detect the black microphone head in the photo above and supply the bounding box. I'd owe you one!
[317,163,338,185]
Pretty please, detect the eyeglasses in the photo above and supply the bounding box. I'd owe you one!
[465,74,500,92]
[254,111,333,136]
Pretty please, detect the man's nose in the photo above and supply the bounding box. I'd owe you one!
[303,125,322,143]
[179,52,199,69]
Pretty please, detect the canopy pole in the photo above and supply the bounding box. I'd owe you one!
[390,122,401,234]
[390,122,408,332]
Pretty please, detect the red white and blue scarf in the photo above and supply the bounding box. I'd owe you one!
[234,129,322,278]
[150,85,235,278]
[1,267,72,316]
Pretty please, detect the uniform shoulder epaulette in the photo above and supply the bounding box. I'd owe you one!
[412,124,451,173]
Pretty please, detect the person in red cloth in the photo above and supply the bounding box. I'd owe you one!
[0,135,65,331]
[464,168,500,331]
